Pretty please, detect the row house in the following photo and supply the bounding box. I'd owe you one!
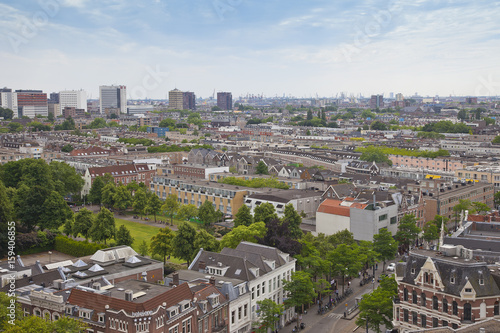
[245,189,322,218]
[389,155,464,173]
[345,160,380,175]
[189,242,296,329]
[82,163,155,196]
[150,175,258,218]
[393,249,500,332]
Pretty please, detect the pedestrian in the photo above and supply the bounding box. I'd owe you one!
[348,281,351,287]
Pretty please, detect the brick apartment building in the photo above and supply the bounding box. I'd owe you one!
[393,249,500,332]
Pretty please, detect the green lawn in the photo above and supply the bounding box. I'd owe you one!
[114,217,184,265]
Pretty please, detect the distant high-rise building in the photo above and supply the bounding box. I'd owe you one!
[59,90,87,115]
[99,85,127,114]
[48,92,59,104]
[370,94,383,109]
[0,88,18,116]
[183,91,196,110]
[15,90,48,118]
[465,97,478,104]
[389,92,394,99]
[395,93,404,102]
[168,88,184,109]
[217,92,232,110]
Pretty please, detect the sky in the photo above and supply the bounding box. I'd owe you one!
[1,0,500,100]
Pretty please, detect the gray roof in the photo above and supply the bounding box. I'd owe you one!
[247,189,321,203]
[400,250,500,297]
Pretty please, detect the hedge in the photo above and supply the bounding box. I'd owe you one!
[54,235,108,257]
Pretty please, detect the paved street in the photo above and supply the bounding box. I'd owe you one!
[281,262,397,333]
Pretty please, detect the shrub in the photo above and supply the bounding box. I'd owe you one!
[17,231,57,254]
[54,235,107,257]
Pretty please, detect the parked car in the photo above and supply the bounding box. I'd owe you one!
[387,263,396,272]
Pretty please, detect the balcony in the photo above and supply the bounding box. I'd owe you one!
[212,322,227,333]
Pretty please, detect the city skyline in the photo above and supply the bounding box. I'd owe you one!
[1,0,499,99]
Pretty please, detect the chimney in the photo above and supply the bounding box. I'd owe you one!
[124,290,133,301]
[209,276,216,285]
[198,261,206,272]
[172,272,179,286]
[17,255,25,268]
[92,282,101,290]
[479,328,485,333]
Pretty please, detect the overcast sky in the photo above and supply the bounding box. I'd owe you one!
[1,0,499,100]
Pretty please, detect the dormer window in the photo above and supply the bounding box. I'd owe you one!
[465,288,472,293]
[451,277,455,284]
[411,268,415,274]
[479,278,484,285]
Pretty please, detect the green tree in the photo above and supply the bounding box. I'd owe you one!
[88,176,105,204]
[255,161,269,175]
[90,207,116,244]
[162,194,180,225]
[314,278,332,302]
[233,204,253,227]
[15,184,50,231]
[220,222,267,249]
[327,244,365,294]
[132,188,148,218]
[355,277,397,333]
[254,202,278,224]
[358,240,379,275]
[138,240,149,256]
[282,204,303,239]
[373,228,398,271]
[457,109,468,120]
[306,109,313,120]
[0,292,22,330]
[147,193,163,222]
[0,180,14,224]
[150,227,175,264]
[255,299,284,333]
[422,221,439,244]
[452,199,473,230]
[0,107,14,120]
[101,182,117,208]
[358,146,392,165]
[198,199,217,227]
[73,208,95,240]
[395,214,421,252]
[113,185,133,214]
[116,225,134,246]
[159,118,176,128]
[172,222,197,265]
[88,117,107,129]
[194,229,220,253]
[370,120,388,131]
[283,271,316,323]
[8,122,23,132]
[61,144,74,152]
[177,204,198,221]
[49,161,84,196]
[472,201,490,215]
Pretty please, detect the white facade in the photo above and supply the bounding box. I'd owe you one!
[248,251,296,327]
[315,211,350,236]
[19,146,43,159]
[59,90,87,114]
[228,287,252,333]
[0,91,17,114]
[20,105,48,118]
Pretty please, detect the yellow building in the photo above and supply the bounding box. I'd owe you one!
[151,175,255,217]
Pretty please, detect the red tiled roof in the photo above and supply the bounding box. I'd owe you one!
[317,198,367,217]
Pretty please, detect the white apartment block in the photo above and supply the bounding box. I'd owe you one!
[59,90,87,114]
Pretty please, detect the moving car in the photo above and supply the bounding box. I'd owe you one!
[386,263,396,271]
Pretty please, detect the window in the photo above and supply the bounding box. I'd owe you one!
[465,288,472,293]
[378,214,387,221]
[411,268,416,274]
[421,314,426,328]
[421,293,426,307]
[495,301,499,316]
[390,216,397,224]
[182,319,192,333]
[442,320,448,327]
[231,311,235,324]
[238,307,242,320]
[257,284,260,297]
[433,317,438,328]
[169,325,179,333]
[244,304,248,317]
[412,291,418,304]
[412,311,418,325]
[452,323,458,329]
[443,298,448,313]
[98,314,105,323]
[262,282,265,294]
[450,277,455,284]
[433,296,438,310]
[453,301,458,315]
[251,287,255,300]
[403,309,408,322]
[403,288,408,302]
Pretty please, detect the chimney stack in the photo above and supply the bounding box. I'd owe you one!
[209,276,216,285]
[172,272,179,286]
[199,261,206,272]
[92,282,101,291]
[125,290,133,301]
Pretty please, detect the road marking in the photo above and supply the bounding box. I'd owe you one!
[328,313,343,319]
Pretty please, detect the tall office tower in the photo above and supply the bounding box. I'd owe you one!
[59,90,87,115]
[168,88,184,109]
[389,92,394,99]
[48,92,59,104]
[99,85,127,114]
[0,88,18,115]
[370,94,384,109]
[217,92,232,110]
[15,90,48,118]
[183,91,196,110]
[395,93,404,102]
